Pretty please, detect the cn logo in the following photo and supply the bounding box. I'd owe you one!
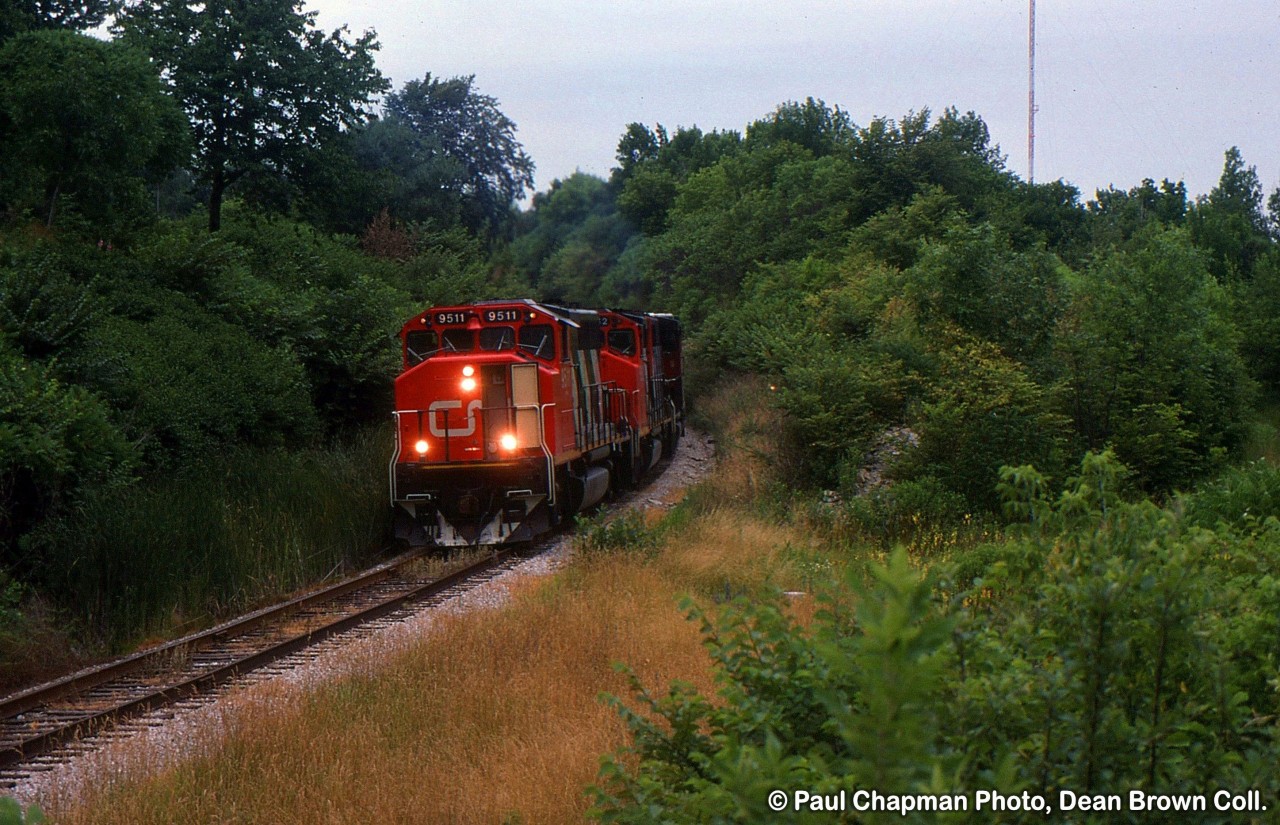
[428,399,483,437]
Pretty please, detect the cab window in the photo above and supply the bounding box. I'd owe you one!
[404,330,438,365]
[440,328,475,353]
[518,324,555,361]
[479,326,515,351]
[607,328,637,356]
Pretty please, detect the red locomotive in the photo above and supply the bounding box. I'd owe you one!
[389,300,683,548]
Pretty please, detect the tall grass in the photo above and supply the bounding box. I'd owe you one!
[31,425,393,649]
[44,380,841,823]
[48,539,721,824]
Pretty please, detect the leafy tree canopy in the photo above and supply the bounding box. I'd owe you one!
[0,0,112,41]
[382,73,535,238]
[744,96,855,156]
[1188,146,1271,280]
[116,0,387,232]
[0,29,189,230]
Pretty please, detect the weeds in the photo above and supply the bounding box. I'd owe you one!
[575,510,659,560]
[27,425,392,649]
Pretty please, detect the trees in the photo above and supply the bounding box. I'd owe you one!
[0,30,188,229]
[508,173,638,305]
[116,0,386,232]
[1188,147,1271,280]
[744,97,855,156]
[613,123,741,236]
[0,0,113,41]
[381,74,535,238]
[1055,227,1250,490]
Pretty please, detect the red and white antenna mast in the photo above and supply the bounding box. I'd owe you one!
[1028,0,1037,183]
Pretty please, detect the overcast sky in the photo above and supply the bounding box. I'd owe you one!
[312,1,1279,204]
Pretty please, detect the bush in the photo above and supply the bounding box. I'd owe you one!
[87,302,319,462]
[590,550,954,823]
[1184,459,1280,532]
[897,332,1068,510]
[575,510,658,560]
[0,345,134,556]
[1053,226,1252,492]
[840,476,968,546]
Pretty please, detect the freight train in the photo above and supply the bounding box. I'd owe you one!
[389,300,683,548]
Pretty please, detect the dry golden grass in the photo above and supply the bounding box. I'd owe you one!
[54,555,718,825]
[50,377,825,824]
[661,508,811,596]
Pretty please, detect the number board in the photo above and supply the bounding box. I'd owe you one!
[483,308,521,323]
[433,311,470,325]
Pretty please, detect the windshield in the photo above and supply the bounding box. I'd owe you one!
[518,324,555,360]
[405,330,438,365]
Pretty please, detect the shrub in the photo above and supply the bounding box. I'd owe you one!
[840,476,968,547]
[575,510,658,560]
[1184,459,1280,532]
[590,549,954,823]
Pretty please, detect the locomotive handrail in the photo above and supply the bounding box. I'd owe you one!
[390,403,557,512]
[392,403,548,464]
[539,402,556,506]
[388,412,404,505]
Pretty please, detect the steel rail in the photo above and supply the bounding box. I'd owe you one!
[0,547,517,768]
[0,550,424,722]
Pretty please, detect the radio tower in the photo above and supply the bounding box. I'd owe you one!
[1027,0,1037,183]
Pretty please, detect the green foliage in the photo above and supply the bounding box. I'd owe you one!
[575,510,658,560]
[840,476,968,545]
[590,549,953,823]
[900,333,1068,510]
[87,303,319,460]
[1183,459,1280,533]
[952,451,1280,798]
[1086,178,1188,248]
[0,798,43,825]
[1233,250,1280,390]
[116,0,388,231]
[0,343,135,554]
[654,144,860,323]
[0,30,188,230]
[509,173,640,306]
[902,222,1066,366]
[1054,226,1251,491]
[128,212,411,431]
[596,453,1280,822]
[29,425,391,647]
[613,123,742,237]
[744,97,855,157]
[1188,147,1271,281]
[0,246,101,361]
[382,73,535,237]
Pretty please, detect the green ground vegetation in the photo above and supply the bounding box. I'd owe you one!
[4,9,1280,812]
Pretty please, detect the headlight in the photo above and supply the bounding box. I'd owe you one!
[460,377,477,392]
[462,365,475,377]
[499,433,517,451]
[414,439,429,455]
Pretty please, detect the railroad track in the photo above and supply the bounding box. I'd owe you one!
[0,544,536,782]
